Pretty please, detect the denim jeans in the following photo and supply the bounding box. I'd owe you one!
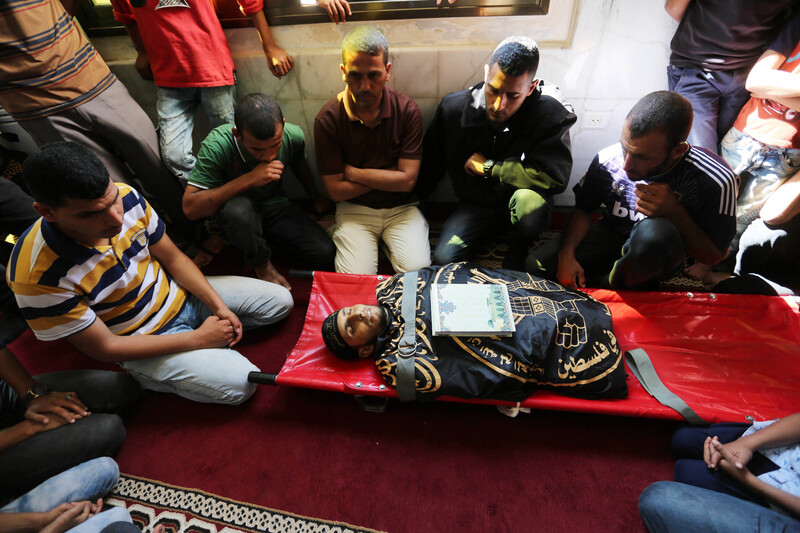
[157,85,236,182]
[1,457,119,513]
[218,197,335,271]
[639,481,800,533]
[433,189,552,271]
[0,370,138,504]
[121,276,293,405]
[668,65,751,154]
[75,507,134,532]
[720,127,800,249]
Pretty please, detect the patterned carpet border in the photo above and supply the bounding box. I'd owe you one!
[107,474,385,533]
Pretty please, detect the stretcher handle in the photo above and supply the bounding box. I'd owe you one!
[288,269,314,279]
[248,371,278,385]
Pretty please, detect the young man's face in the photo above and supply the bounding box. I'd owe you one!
[235,121,285,163]
[619,122,680,181]
[35,179,124,246]
[483,62,538,126]
[337,304,388,358]
[340,51,391,112]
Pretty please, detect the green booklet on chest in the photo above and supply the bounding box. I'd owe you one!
[430,283,516,336]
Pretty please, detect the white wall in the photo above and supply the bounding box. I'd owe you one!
[93,0,678,205]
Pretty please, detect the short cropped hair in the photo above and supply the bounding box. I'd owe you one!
[342,25,389,66]
[234,93,284,141]
[490,36,540,78]
[625,91,693,149]
[22,142,109,208]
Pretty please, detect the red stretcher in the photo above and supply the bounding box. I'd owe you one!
[252,271,800,424]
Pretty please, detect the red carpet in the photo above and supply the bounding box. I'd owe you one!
[8,259,676,532]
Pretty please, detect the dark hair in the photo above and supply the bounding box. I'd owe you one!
[490,36,539,78]
[625,91,693,149]
[342,25,389,66]
[234,93,284,141]
[22,142,109,208]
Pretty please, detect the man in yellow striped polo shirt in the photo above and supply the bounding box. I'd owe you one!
[7,142,293,405]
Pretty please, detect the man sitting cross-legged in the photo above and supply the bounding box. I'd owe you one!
[8,142,293,405]
[526,91,738,290]
[183,93,335,290]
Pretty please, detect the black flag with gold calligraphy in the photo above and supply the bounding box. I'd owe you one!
[373,263,627,402]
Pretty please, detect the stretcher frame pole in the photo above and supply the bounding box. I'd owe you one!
[248,372,278,385]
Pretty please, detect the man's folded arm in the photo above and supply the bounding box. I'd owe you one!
[183,178,253,220]
[343,158,421,192]
[321,172,372,202]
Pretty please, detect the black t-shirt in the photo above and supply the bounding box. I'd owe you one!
[670,0,798,71]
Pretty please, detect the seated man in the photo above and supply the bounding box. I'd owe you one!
[689,10,800,287]
[0,457,137,530]
[526,91,738,290]
[714,170,800,295]
[183,93,335,290]
[639,413,800,531]
[314,26,431,275]
[8,142,294,405]
[418,36,576,270]
[0,342,138,505]
[321,263,627,402]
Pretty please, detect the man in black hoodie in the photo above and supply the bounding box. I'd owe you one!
[418,36,576,270]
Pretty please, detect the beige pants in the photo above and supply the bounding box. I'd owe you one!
[331,201,431,274]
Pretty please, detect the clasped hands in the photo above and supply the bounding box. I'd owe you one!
[197,307,243,348]
[703,436,754,483]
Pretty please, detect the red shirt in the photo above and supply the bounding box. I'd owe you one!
[111,0,263,88]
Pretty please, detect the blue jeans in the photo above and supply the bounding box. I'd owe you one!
[120,276,293,405]
[0,370,138,504]
[720,128,800,250]
[433,190,552,270]
[639,481,800,533]
[1,457,119,513]
[668,65,751,154]
[157,85,236,182]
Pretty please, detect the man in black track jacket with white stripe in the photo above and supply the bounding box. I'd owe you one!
[526,90,738,290]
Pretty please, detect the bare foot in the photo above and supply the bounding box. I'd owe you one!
[684,261,713,281]
[192,249,213,268]
[203,234,225,254]
[255,261,292,290]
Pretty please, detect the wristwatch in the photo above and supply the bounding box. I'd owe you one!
[22,383,48,405]
[483,159,495,178]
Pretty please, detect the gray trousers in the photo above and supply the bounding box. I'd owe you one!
[18,79,196,249]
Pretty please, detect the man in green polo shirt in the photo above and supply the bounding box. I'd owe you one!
[183,93,335,290]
